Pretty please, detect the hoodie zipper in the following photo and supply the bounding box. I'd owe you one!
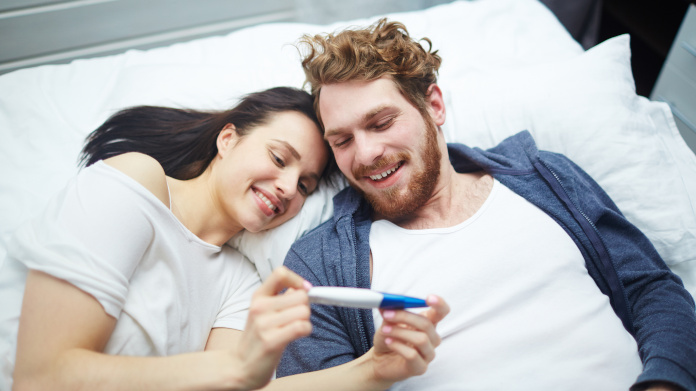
[535,158,635,334]
[351,218,371,354]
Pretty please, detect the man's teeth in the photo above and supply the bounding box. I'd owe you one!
[370,163,401,181]
[255,191,277,211]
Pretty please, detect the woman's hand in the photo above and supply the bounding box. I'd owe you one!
[231,266,313,389]
[368,295,450,385]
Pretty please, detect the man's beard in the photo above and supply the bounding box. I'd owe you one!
[350,117,441,220]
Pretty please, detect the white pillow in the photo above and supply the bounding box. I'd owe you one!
[443,34,696,296]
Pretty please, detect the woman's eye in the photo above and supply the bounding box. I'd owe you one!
[271,152,285,167]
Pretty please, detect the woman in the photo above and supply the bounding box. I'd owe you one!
[2,86,447,391]
[1,87,332,390]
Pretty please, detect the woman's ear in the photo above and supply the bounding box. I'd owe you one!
[426,84,446,127]
[217,123,239,155]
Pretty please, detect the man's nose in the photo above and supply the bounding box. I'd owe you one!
[353,132,384,167]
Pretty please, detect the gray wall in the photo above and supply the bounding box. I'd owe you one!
[0,0,454,74]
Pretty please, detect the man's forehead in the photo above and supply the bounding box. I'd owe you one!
[321,77,397,100]
[320,79,401,126]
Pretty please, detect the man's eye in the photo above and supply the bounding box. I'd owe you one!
[333,137,352,148]
[375,117,394,130]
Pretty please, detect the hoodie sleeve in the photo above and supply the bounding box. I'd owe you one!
[539,151,696,391]
[277,245,362,377]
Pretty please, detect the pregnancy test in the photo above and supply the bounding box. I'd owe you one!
[308,287,428,309]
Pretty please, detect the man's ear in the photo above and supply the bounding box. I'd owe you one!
[426,84,446,127]
[217,123,239,155]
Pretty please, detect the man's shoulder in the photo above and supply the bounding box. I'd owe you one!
[283,218,344,283]
[288,218,338,257]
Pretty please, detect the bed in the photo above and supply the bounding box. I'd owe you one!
[1,0,695,303]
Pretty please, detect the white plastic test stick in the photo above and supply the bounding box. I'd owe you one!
[308,286,428,309]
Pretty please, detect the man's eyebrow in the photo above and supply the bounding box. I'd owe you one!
[273,139,301,160]
[324,105,391,139]
[363,104,391,123]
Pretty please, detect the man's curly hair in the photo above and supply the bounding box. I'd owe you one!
[297,18,442,126]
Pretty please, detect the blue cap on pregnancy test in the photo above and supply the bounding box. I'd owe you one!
[380,292,428,309]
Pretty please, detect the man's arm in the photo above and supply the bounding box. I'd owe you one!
[278,246,366,375]
[543,151,696,391]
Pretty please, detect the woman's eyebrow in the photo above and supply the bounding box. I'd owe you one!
[271,139,321,182]
[272,139,301,160]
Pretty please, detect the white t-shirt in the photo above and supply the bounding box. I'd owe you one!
[370,179,642,390]
[0,161,260,389]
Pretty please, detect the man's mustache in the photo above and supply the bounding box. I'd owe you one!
[352,152,410,178]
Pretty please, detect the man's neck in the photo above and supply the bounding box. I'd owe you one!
[376,167,494,230]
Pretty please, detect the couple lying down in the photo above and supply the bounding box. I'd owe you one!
[1,18,695,391]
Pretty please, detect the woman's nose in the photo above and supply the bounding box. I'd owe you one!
[276,172,298,200]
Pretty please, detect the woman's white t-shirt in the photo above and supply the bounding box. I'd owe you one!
[0,161,260,388]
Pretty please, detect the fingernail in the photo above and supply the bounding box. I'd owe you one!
[385,337,393,345]
[427,295,439,305]
[382,325,392,334]
[303,280,313,291]
[383,310,395,319]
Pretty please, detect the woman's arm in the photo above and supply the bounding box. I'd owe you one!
[13,267,313,391]
[206,295,449,391]
[266,296,449,391]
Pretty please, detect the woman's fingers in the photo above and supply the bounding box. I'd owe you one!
[236,269,313,383]
[255,266,311,297]
[421,295,450,326]
[371,295,450,377]
[248,294,312,335]
[250,287,309,315]
[381,323,437,362]
[378,309,441,358]
[256,316,313,350]
[243,268,314,351]
[380,307,442,346]
[380,338,429,376]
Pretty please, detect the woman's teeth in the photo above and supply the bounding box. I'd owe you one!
[255,191,277,212]
[370,162,402,181]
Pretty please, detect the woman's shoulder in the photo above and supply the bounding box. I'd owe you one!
[103,152,170,207]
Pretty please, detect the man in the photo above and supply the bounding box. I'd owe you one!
[277,19,696,391]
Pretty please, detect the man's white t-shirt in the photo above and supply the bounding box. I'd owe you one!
[0,161,260,389]
[370,179,642,390]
